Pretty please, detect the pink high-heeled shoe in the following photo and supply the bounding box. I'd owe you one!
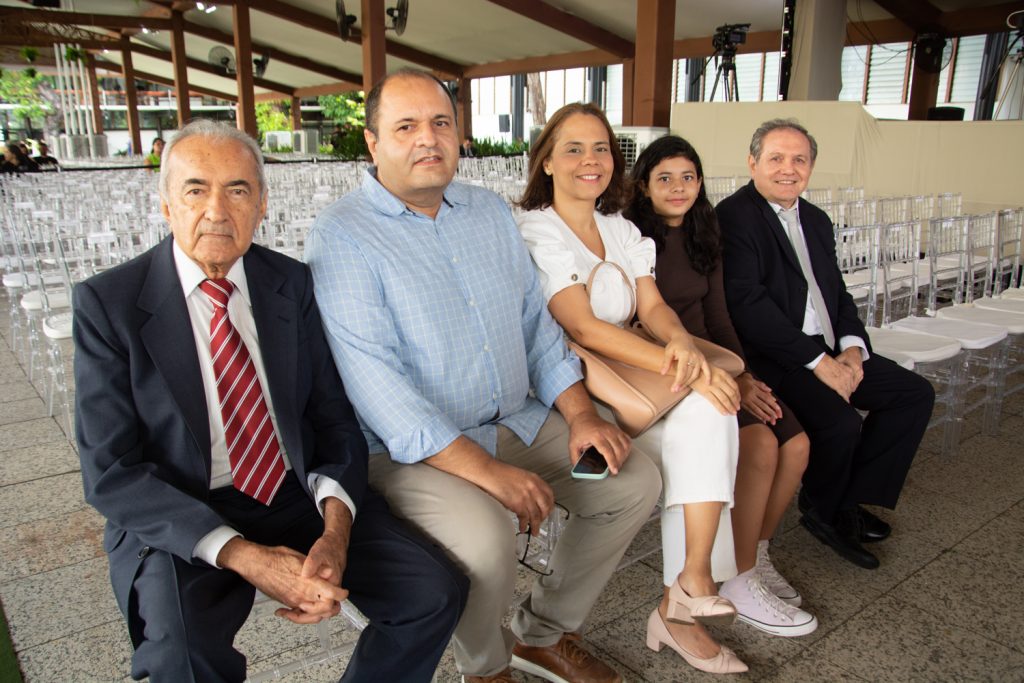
[666,578,737,625]
[646,609,748,674]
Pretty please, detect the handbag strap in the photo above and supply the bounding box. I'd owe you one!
[583,260,637,322]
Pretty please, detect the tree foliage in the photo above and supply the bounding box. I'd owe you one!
[255,100,291,135]
[0,69,51,122]
[317,92,365,127]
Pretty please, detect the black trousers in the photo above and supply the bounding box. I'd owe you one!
[771,346,935,522]
[126,474,469,683]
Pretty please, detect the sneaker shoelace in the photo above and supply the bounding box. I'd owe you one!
[747,576,799,622]
[757,546,795,594]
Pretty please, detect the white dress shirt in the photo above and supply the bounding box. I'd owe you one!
[173,242,355,567]
[768,199,869,370]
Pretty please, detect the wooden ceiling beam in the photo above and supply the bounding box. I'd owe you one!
[873,0,942,34]
[0,38,118,50]
[0,7,172,31]
[181,18,362,88]
[246,0,464,77]
[94,57,239,102]
[483,0,634,59]
[128,41,293,94]
[464,48,619,79]
[938,2,1024,37]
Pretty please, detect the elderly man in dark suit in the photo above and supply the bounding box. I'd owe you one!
[716,118,934,570]
[72,119,467,682]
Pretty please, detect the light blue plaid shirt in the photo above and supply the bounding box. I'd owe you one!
[306,169,582,464]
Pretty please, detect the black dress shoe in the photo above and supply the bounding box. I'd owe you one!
[857,506,891,542]
[800,509,880,569]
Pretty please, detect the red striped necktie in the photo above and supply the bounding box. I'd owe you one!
[199,278,286,505]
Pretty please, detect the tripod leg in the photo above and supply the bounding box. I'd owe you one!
[710,66,722,101]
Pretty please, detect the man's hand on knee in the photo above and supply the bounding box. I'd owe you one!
[217,538,347,624]
[835,347,865,392]
[811,355,856,402]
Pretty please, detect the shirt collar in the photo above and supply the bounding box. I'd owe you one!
[361,166,469,218]
[172,239,251,307]
[768,197,801,216]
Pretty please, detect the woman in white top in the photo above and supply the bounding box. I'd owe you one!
[516,103,746,675]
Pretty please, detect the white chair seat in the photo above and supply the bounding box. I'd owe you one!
[974,297,1024,314]
[890,315,1008,349]
[866,326,961,366]
[3,273,26,288]
[936,305,1024,335]
[21,290,70,312]
[43,312,73,339]
[999,287,1024,300]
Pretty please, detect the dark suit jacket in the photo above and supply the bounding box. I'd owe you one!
[717,181,871,387]
[72,237,369,613]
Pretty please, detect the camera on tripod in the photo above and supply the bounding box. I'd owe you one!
[712,23,751,55]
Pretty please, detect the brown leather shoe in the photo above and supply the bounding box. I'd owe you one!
[511,633,622,683]
[462,666,516,682]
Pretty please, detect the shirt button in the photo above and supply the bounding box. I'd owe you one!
[469,298,476,306]
[492,392,498,400]
[571,273,578,281]
[452,256,459,263]
[484,344,490,352]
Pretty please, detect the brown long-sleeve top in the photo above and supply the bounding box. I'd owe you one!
[654,227,747,368]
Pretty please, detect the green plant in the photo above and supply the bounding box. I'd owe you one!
[329,125,368,161]
[255,101,291,139]
[471,137,528,156]
[318,92,365,127]
[267,143,293,154]
[19,47,38,64]
[64,46,86,62]
[0,69,49,122]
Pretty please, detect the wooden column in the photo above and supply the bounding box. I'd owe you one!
[290,96,302,130]
[233,0,257,137]
[170,9,191,126]
[120,37,142,156]
[85,53,104,134]
[456,76,472,140]
[632,0,675,127]
[361,0,387,93]
[621,58,635,126]
[907,54,940,121]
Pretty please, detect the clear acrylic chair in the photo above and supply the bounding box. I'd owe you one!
[844,199,877,228]
[803,187,833,204]
[835,222,879,325]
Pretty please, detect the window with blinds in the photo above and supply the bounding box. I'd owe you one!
[839,46,868,101]
[865,42,912,104]
[949,35,986,104]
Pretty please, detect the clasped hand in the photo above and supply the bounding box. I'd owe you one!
[812,349,864,402]
[219,532,349,624]
[662,333,711,391]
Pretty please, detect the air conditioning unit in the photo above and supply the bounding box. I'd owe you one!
[264,131,292,151]
[292,129,320,154]
[613,126,669,171]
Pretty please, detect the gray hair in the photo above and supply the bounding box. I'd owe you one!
[158,119,266,199]
[749,118,818,162]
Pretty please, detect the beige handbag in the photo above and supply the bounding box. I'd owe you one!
[567,261,744,437]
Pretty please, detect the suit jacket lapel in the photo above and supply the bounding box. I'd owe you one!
[744,181,803,276]
[243,247,301,465]
[137,238,212,470]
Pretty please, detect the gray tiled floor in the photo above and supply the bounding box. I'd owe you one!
[1,295,1022,682]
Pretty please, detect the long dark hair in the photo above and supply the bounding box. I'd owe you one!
[518,102,628,215]
[624,135,721,275]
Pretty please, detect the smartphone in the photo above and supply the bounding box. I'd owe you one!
[571,446,609,480]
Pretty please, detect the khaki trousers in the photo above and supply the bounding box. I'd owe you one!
[368,412,661,677]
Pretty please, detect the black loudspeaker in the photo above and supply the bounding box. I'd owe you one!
[498,114,511,133]
[928,106,965,121]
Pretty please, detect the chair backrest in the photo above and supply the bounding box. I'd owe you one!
[926,215,969,314]
[845,199,877,228]
[835,223,879,326]
[803,187,833,205]
[836,186,864,203]
[878,220,922,325]
[994,208,1023,294]
[878,196,911,224]
[937,192,963,218]
[964,212,997,302]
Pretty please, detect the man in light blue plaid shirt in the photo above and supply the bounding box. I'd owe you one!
[306,69,660,683]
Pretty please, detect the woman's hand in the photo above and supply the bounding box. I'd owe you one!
[737,372,783,424]
[661,332,711,391]
[690,366,741,416]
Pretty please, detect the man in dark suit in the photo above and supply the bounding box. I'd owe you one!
[716,118,934,569]
[73,119,467,682]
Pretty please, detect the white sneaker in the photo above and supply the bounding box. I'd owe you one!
[719,570,818,637]
[756,539,801,606]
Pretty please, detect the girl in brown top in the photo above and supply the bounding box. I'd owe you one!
[626,135,818,639]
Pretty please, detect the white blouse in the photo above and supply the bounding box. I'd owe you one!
[517,207,656,328]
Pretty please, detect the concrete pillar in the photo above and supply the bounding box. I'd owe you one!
[788,0,845,100]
